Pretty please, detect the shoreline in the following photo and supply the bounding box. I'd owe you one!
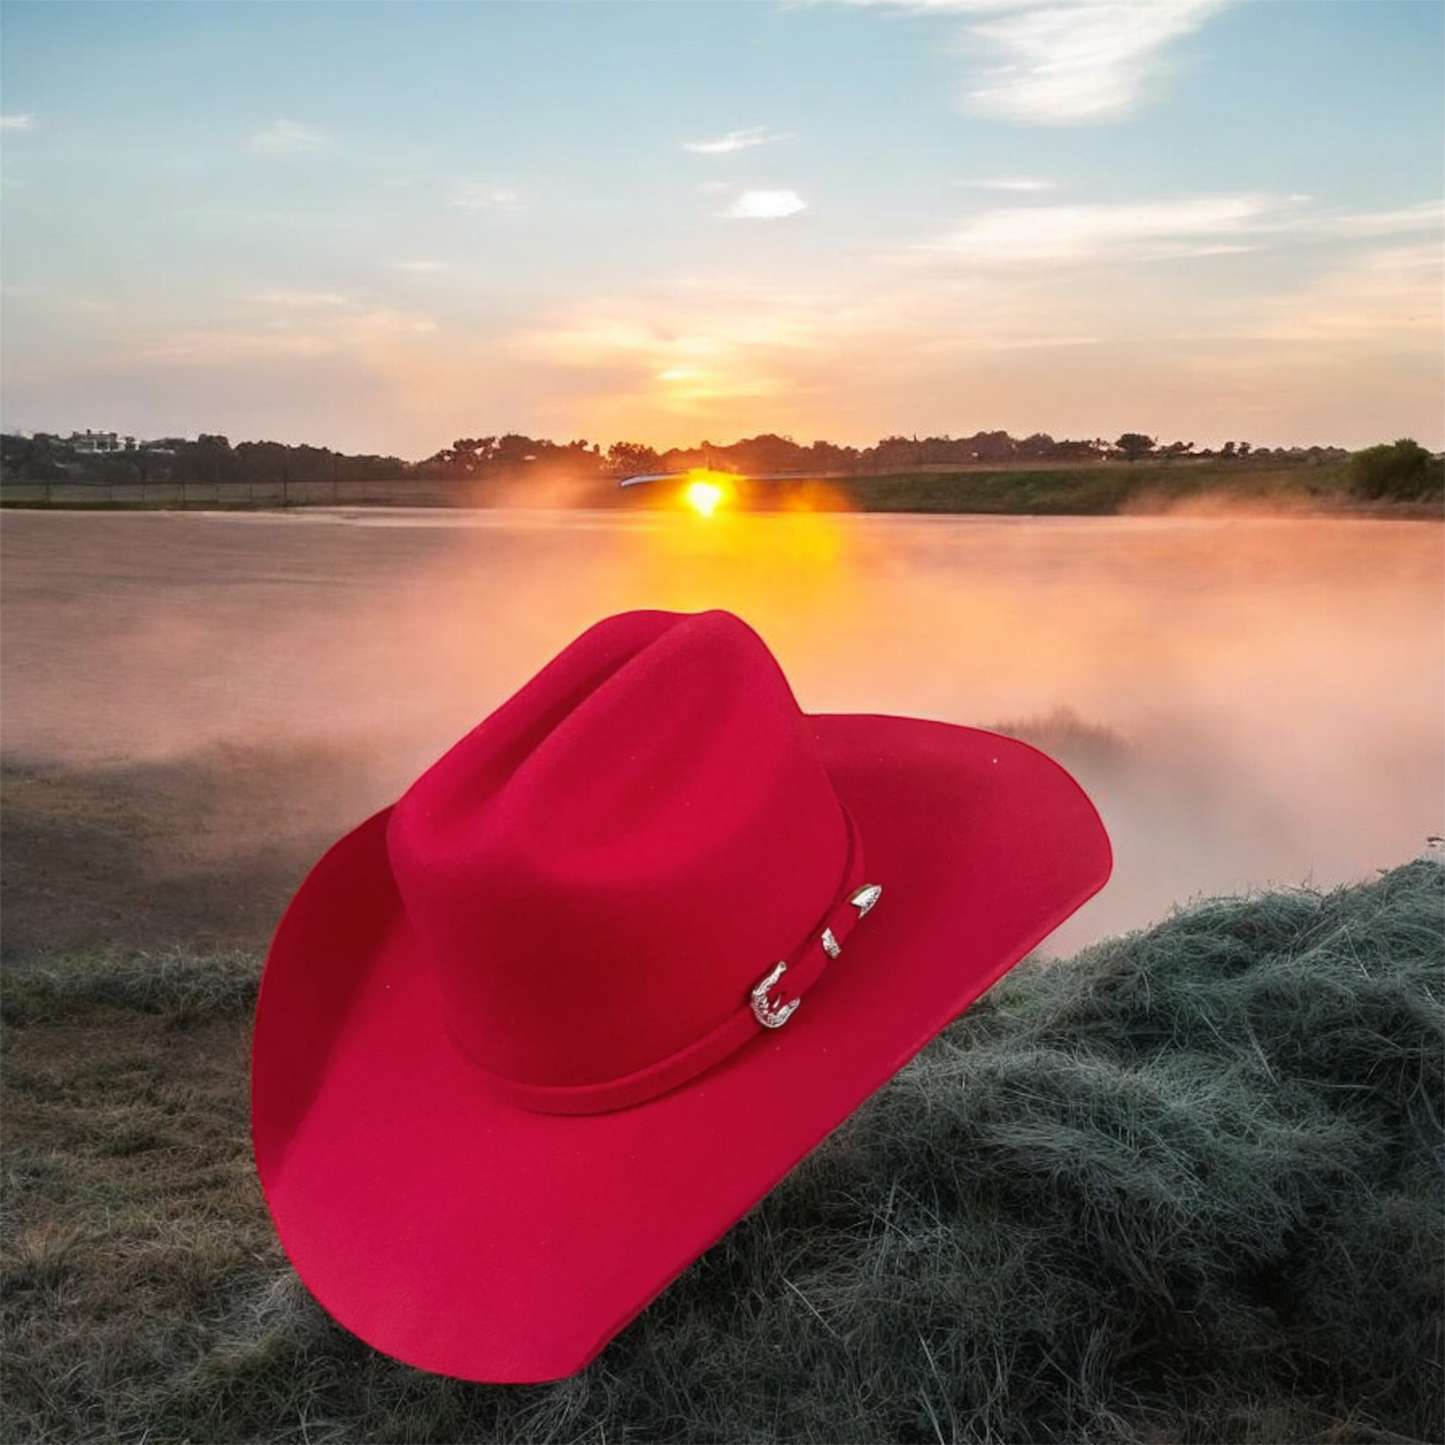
[4,455,1441,521]
[2,496,1441,521]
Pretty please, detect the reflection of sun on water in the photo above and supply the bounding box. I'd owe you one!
[10,511,1439,956]
[639,494,847,625]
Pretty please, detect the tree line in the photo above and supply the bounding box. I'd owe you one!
[417,429,1349,477]
[0,426,1354,491]
[1,427,1434,505]
[0,433,408,488]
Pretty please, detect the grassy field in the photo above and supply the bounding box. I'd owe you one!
[837,458,1354,515]
[3,456,1440,515]
[3,861,1440,1444]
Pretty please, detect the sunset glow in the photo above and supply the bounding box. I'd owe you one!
[1,2,1440,454]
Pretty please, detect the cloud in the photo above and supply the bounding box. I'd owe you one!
[511,284,839,426]
[1,113,36,131]
[1311,201,1445,240]
[126,290,439,367]
[134,330,336,364]
[519,298,824,369]
[394,261,449,274]
[250,289,349,309]
[505,272,1148,446]
[453,182,521,213]
[683,126,791,155]
[1241,243,1445,345]
[247,120,331,155]
[959,177,1056,192]
[346,309,438,337]
[723,189,809,220]
[843,0,1234,123]
[134,303,437,366]
[921,193,1445,267]
[925,192,1289,263]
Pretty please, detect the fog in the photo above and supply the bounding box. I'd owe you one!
[2,507,1440,953]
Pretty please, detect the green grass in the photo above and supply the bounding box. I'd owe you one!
[8,457,1441,516]
[3,862,1441,1442]
[837,460,1359,515]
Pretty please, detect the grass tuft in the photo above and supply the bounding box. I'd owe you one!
[1,944,261,1027]
[3,862,1441,1442]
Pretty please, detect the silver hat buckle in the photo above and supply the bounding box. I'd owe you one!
[749,882,883,1029]
[750,962,799,1029]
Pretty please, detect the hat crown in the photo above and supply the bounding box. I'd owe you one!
[387,611,848,1091]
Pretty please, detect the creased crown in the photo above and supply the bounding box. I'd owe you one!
[387,611,849,1090]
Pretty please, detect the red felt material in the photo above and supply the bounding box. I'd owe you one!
[451,804,867,1115]
[252,609,1111,1383]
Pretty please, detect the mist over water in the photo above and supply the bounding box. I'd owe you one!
[2,508,1440,953]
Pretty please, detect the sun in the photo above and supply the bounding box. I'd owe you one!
[683,476,729,518]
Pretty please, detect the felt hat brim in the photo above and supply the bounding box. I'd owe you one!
[252,712,1111,1383]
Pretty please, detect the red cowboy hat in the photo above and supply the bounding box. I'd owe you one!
[252,608,1110,1383]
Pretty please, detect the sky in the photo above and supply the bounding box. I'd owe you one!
[1,0,1441,458]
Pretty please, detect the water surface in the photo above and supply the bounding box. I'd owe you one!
[3,507,1438,951]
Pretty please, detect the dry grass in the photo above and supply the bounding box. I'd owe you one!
[3,862,1441,1443]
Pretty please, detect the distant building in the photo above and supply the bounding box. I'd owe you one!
[68,429,136,453]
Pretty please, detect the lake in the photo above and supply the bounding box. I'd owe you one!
[2,506,1439,952]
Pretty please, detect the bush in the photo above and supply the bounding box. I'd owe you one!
[1347,438,1445,503]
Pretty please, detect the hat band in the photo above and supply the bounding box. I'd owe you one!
[461,808,877,1117]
